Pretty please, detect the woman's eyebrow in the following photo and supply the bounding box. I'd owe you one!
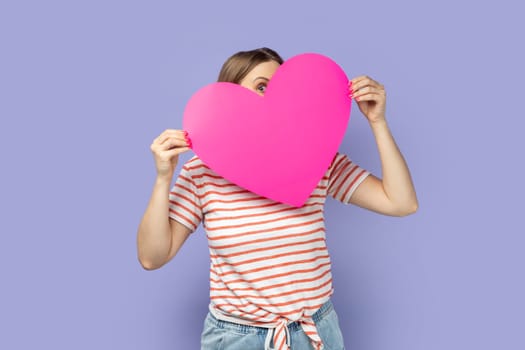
[252,76,269,82]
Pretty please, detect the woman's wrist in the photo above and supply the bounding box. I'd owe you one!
[155,174,173,187]
[368,117,389,134]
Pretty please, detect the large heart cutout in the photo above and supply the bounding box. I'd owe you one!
[182,53,351,207]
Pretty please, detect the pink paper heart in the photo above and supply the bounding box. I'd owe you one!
[182,53,351,207]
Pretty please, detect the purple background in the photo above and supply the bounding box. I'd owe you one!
[1,1,523,349]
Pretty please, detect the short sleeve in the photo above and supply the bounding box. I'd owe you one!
[168,164,203,233]
[327,152,371,203]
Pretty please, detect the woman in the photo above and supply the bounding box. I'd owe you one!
[137,47,418,350]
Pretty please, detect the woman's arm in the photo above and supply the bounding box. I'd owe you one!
[137,129,192,270]
[347,76,418,216]
[137,177,192,270]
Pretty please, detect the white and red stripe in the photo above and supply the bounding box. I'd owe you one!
[169,152,370,350]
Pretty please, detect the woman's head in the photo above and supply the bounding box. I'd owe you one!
[217,47,284,96]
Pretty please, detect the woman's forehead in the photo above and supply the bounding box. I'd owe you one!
[245,61,280,81]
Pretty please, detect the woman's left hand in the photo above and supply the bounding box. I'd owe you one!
[349,75,386,124]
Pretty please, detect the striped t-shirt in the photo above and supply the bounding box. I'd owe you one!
[168,152,370,350]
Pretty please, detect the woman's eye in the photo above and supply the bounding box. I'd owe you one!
[257,84,267,93]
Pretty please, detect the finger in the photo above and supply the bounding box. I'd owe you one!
[349,75,368,86]
[351,78,382,93]
[160,134,187,146]
[156,130,188,145]
[351,86,383,99]
[154,129,175,144]
[155,129,186,140]
[162,147,191,159]
[160,136,189,150]
[159,128,179,138]
[349,75,375,90]
[363,76,381,87]
[354,92,384,102]
[151,137,188,154]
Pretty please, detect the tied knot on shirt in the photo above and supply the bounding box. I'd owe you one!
[264,318,290,350]
[264,315,324,350]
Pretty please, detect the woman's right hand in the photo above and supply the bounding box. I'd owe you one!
[150,129,191,180]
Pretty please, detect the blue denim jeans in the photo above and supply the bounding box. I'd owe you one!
[200,299,345,350]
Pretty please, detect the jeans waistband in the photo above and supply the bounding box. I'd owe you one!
[206,299,334,334]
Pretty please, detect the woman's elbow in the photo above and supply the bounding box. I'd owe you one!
[138,256,164,271]
[395,201,419,216]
